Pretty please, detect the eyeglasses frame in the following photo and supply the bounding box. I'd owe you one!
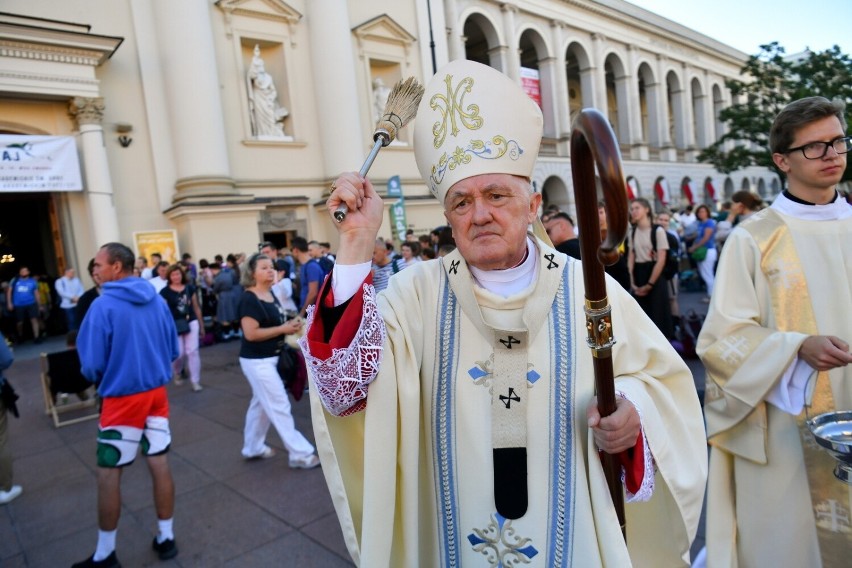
[784,135,852,160]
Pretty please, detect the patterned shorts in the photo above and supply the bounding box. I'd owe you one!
[97,386,171,468]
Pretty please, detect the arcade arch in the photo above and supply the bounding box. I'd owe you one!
[626,176,640,200]
[703,177,717,205]
[636,62,660,147]
[653,176,672,212]
[565,42,592,126]
[770,177,781,197]
[462,13,502,70]
[680,176,696,207]
[666,70,686,149]
[519,28,555,137]
[541,175,570,211]
[723,177,735,199]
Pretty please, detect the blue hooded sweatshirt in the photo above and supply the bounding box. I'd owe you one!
[78,276,179,397]
[0,332,13,382]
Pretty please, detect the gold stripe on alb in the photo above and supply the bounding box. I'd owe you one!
[751,211,847,563]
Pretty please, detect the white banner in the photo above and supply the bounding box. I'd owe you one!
[0,135,82,192]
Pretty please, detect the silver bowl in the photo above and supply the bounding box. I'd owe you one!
[807,410,852,484]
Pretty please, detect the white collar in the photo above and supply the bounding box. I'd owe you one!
[469,237,538,298]
[771,191,852,221]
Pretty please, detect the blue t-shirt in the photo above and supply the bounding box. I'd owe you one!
[299,259,326,308]
[11,277,38,307]
[697,219,717,249]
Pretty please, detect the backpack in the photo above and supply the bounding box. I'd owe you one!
[317,255,334,275]
[662,231,681,280]
[675,310,705,359]
[632,224,680,280]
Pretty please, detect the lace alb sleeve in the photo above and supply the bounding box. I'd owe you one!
[299,283,386,416]
[618,390,655,503]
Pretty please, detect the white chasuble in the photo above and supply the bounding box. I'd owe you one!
[307,236,706,567]
[699,207,852,568]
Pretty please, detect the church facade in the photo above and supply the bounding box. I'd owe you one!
[0,0,775,282]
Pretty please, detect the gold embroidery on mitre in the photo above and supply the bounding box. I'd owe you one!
[428,136,524,196]
[430,74,483,149]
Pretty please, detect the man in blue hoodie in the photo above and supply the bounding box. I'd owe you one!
[74,243,180,568]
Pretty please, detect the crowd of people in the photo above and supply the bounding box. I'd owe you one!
[540,190,776,347]
[0,226,462,351]
[1,62,849,568]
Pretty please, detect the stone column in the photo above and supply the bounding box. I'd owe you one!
[551,20,571,138]
[626,45,642,145]
[614,72,633,147]
[681,63,697,160]
[698,70,714,148]
[152,0,234,199]
[656,55,676,161]
[645,76,663,148]
[444,0,465,62]
[538,56,560,140]
[501,3,520,81]
[69,97,121,247]
[579,64,597,115]
[591,33,607,111]
[307,0,364,177]
[489,45,510,75]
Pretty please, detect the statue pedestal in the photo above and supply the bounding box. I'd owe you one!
[256,134,294,142]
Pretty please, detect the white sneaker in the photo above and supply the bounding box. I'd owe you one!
[191,383,203,392]
[244,448,276,460]
[0,485,22,505]
[288,454,320,470]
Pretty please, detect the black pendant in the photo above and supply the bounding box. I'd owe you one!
[493,447,528,519]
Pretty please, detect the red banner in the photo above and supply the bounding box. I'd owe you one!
[520,67,542,109]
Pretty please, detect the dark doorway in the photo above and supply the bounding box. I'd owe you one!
[1,192,65,339]
[0,192,59,283]
[261,230,296,253]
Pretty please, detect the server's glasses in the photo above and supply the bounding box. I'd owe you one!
[785,136,852,160]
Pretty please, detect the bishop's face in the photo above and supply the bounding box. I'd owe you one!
[443,173,541,271]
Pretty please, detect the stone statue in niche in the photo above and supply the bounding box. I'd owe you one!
[372,77,392,122]
[247,45,291,140]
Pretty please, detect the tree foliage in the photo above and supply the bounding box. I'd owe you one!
[698,42,852,185]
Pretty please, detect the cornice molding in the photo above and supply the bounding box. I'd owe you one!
[0,69,98,87]
[0,20,122,65]
[584,0,744,63]
[497,0,747,67]
[0,38,104,66]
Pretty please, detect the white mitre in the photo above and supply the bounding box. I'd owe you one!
[414,59,544,203]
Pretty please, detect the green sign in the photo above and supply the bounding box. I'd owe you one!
[387,175,402,198]
[387,176,407,242]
